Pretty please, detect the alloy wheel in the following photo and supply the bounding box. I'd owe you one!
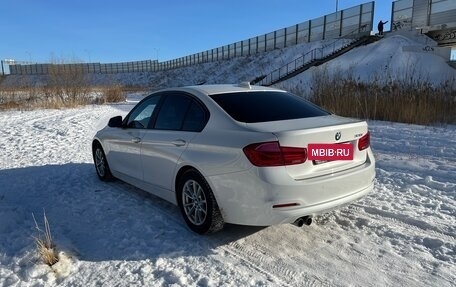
[95,148,106,177]
[182,180,207,225]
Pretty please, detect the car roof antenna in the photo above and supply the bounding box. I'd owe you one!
[239,81,251,89]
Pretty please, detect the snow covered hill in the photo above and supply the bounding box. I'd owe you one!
[0,96,454,287]
[278,32,456,92]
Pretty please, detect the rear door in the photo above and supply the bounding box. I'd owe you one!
[141,92,208,191]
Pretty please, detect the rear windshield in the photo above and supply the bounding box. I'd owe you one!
[209,91,330,123]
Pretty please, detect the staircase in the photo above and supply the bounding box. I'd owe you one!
[449,61,456,70]
[251,35,380,86]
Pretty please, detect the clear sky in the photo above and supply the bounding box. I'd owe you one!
[0,0,394,64]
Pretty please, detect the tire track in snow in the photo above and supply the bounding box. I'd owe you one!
[347,203,456,265]
[99,181,289,286]
[0,106,122,169]
[218,245,294,287]
[222,241,327,287]
[109,179,328,287]
[357,204,456,240]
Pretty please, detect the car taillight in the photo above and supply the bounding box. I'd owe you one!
[358,131,370,151]
[243,141,307,167]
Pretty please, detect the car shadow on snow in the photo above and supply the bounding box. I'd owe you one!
[0,163,266,262]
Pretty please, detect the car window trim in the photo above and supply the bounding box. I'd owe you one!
[146,93,166,129]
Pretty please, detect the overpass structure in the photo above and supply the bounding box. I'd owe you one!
[392,0,456,47]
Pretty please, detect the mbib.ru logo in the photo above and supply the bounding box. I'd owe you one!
[308,144,354,161]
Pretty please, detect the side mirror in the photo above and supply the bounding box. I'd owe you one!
[108,116,123,128]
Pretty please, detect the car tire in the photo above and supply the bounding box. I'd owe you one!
[93,142,114,181]
[177,170,224,234]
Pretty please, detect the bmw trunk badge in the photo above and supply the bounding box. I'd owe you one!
[335,132,341,141]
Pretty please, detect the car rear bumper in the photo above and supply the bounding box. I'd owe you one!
[206,149,375,226]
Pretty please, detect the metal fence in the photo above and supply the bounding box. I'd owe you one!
[8,60,159,76]
[7,2,374,75]
[159,2,374,70]
[392,0,456,31]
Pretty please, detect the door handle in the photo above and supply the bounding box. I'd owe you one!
[131,137,141,143]
[172,139,186,146]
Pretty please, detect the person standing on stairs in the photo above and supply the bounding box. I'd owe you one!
[378,20,388,36]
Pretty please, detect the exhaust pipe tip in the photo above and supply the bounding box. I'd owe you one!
[292,216,312,227]
[304,216,312,226]
[292,218,305,227]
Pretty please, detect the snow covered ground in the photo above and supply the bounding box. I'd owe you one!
[0,96,454,287]
[0,29,455,287]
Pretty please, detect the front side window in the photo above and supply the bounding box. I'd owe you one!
[126,95,161,129]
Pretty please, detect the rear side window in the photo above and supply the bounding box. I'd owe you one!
[210,91,330,123]
[155,94,192,130]
[153,93,209,132]
[182,102,206,132]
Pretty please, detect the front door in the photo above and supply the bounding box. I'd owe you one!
[107,95,162,180]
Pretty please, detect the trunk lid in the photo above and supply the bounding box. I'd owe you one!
[245,115,369,179]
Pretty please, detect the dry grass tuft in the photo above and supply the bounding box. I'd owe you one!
[103,85,126,103]
[0,83,128,109]
[0,65,92,110]
[32,212,59,266]
[44,65,91,107]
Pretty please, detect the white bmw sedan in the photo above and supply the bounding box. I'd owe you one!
[92,83,375,234]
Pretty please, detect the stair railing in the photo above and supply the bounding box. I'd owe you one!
[254,24,371,86]
[257,37,358,86]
